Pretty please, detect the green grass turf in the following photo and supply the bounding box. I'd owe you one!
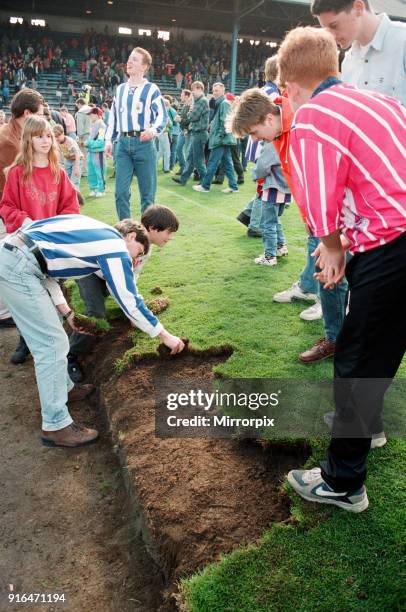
[76,166,405,611]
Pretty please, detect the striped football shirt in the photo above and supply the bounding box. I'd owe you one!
[105,80,167,142]
[23,214,162,337]
[289,83,406,253]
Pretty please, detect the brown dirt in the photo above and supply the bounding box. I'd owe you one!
[150,287,163,296]
[72,313,108,336]
[0,328,163,612]
[86,322,311,606]
[145,298,170,316]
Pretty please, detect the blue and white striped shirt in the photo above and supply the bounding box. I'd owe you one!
[105,80,168,142]
[23,214,162,337]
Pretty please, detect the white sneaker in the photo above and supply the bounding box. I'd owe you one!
[300,301,323,321]
[276,244,289,257]
[221,187,239,193]
[254,254,277,266]
[88,191,97,196]
[193,185,209,193]
[288,467,369,513]
[370,432,387,449]
[95,192,106,198]
[273,282,318,304]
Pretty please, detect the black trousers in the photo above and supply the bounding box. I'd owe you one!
[321,232,406,492]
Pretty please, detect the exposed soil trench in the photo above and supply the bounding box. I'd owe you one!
[86,321,311,609]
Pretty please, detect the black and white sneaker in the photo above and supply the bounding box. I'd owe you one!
[287,467,369,513]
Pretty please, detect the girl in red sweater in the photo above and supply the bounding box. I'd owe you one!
[0,116,79,233]
[0,115,80,364]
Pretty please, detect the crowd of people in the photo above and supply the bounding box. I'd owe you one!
[80,28,272,92]
[0,0,405,518]
[0,20,273,108]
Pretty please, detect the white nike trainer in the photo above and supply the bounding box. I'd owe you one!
[287,467,369,513]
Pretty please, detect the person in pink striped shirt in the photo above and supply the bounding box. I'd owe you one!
[279,27,406,512]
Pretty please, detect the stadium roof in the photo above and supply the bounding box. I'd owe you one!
[2,0,405,36]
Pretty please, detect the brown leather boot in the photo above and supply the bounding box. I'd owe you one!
[68,384,94,403]
[41,422,99,447]
[299,338,335,364]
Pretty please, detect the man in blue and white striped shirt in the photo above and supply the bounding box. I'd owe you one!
[105,47,168,219]
[0,214,184,448]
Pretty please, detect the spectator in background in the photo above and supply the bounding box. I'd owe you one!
[102,102,110,126]
[175,71,183,90]
[60,106,76,139]
[53,124,82,191]
[214,92,245,186]
[2,80,10,105]
[166,97,181,172]
[157,98,172,173]
[176,89,192,176]
[86,107,106,197]
[193,82,238,194]
[172,81,209,187]
[55,84,63,107]
[0,110,6,126]
[75,97,91,177]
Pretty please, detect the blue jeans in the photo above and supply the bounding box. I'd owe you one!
[115,134,157,219]
[157,132,171,172]
[180,131,208,184]
[169,133,179,170]
[242,197,263,233]
[64,158,81,190]
[201,145,238,191]
[262,202,286,257]
[0,242,74,431]
[176,133,190,174]
[298,235,348,341]
[299,235,320,294]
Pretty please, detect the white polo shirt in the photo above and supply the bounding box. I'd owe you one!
[342,13,406,105]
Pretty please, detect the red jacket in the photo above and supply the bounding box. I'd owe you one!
[0,164,80,233]
[272,95,307,222]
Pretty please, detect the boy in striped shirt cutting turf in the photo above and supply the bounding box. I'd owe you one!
[276,26,406,512]
[0,214,185,448]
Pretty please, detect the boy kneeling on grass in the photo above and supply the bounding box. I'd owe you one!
[67,204,180,382]
[0,214,185,448]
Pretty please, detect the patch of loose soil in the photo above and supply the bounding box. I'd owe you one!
[145,298,170,316]
[87,322,311,606]
[0,328,163,612]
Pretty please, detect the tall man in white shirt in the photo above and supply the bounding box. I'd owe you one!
[105,47,168,219]
[311,0,406,105]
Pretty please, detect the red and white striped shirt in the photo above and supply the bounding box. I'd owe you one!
[289,83,406,253]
